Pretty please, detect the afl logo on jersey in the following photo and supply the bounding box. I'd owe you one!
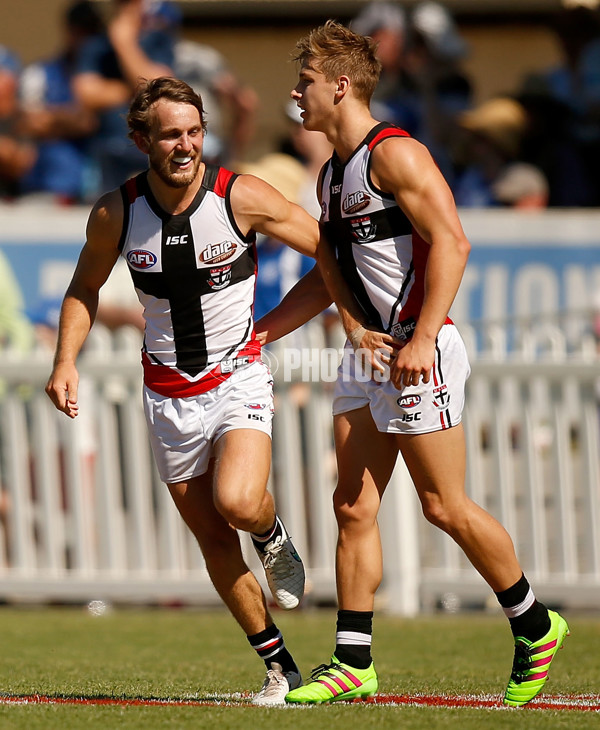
[200,240,237,265]
[343,191,371,214]
[397,394,422,409]
[127,249,157,269]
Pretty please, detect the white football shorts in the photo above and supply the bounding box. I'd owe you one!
[143,360,274,483]
[332,324,471,434]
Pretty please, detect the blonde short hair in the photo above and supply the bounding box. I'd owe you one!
[292,20,382,104]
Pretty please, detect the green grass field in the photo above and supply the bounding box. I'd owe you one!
[0,605,597,729]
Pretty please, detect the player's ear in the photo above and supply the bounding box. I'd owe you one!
[335,76,350,97]
[132,131,150,154]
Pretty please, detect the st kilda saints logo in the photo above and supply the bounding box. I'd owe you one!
[208,265,232,290]
[433,383,450,409]
[350,216,377,243]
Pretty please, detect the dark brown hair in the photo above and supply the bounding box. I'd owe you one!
[126,77,207,139]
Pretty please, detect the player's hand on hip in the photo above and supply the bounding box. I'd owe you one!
[390,338,434,390]
[46,363,80,419]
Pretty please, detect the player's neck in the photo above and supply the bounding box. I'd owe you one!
[146,163,206,215]
[330,110,378,163]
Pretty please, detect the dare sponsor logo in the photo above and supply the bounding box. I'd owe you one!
[343,190,371,214]
[245,403,266,410]
[397,394,422,409]
[127,249,157,269]
[200,240,237,265]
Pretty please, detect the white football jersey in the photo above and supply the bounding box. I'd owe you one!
[118,165,260,396]
[320,122,450,341]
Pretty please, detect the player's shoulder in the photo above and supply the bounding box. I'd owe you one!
[370,130,425,157]
[90,188,123,221]
[86,188,124,243]
[370,132,434,175]
[230,170,285,211]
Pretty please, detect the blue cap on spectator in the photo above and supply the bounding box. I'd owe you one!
[0,45,21,75]
[146,0,182,29]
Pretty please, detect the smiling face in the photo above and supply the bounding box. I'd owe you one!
[138,98,204,188]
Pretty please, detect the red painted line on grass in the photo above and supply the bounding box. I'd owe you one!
[0,693,598,711]
[365,693,600,712]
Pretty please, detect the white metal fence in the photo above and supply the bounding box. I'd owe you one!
[0,321,598,615]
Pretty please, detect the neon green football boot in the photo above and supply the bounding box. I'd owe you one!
[503,609,570,707]
[285,656,378,704]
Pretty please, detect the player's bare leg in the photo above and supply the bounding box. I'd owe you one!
[168,464,302,704]
[333,405,398,609]
[214,428,305,611]
[396,423,522,591]
[287,406,394,704]
[213,429,274,535]
[397,423,568,706]
[168,467,270,634]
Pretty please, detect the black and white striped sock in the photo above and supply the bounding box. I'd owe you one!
[334,609,373,669]
[495,574,551,642]
[247,623,297,674]
[251,516,283,552]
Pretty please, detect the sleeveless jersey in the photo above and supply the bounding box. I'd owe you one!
[321,122,451,341]
[118,165,260,397]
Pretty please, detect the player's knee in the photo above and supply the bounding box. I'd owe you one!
[420,494,450,531]
[333,486,378,527]
[215,493,262,531]
[420,495,467,534]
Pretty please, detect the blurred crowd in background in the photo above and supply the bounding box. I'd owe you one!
[2,0,600,351]
[3,0,600,209]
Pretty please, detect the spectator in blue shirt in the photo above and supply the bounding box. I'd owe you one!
[19,1,103,203]
[0,46,36,199]
[72,0,175,193]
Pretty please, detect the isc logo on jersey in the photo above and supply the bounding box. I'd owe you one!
[200,240,237,265]
[343,191,371,214]
[127,249,157,269]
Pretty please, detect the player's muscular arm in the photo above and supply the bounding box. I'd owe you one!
[371,138,470,387]
[46,191,123,417]
[230,174,320,257]
[255,265,332,345]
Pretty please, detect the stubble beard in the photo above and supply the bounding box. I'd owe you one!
[150,151,202,189]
